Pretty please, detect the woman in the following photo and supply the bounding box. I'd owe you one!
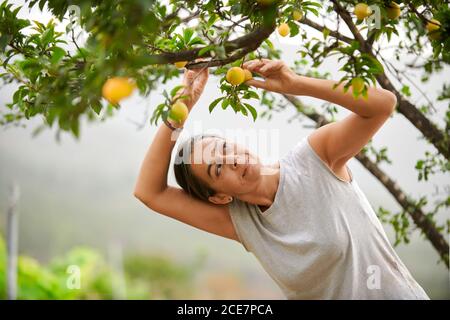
[134,59,429,300]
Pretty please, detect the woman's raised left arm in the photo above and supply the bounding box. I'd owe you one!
[243,58,397,171]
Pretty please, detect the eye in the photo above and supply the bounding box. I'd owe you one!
[216,164,222,177]
[216,141,227,177]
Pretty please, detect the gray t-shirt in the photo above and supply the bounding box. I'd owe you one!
[228,135,430,299]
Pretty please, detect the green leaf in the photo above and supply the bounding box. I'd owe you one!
[0,35,12,52]
[170,85,185,97]
[188,37,205,46]
[246,90,259,100]
[401,85,411,97]
[183,28,194,44]
[240,104,248,116]
[32,20,45,31]
[303,1,322,8]
[264,39,274,49]
[175,95,190,102]
[91,100,102,115]
[208,97,223,113]
[307,8,319,17]
[288,21,299,37]
[244,103,257,121]
[221,98,229,110]
[415,160,424,169]
[207,14,218,28]
[213,66,227,75]
[50,47,66,64]
[41,28,54,47]
[18,59,37,70]
[70,119,80,138]
[322,27,330,40]
[198,45,215,56]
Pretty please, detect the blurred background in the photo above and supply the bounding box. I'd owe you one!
[0,1,449,299]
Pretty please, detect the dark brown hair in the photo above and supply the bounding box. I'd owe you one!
[174,133,224,202]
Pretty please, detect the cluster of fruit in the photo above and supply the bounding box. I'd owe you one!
[163,66,254,124]
[354,2,441,40]
[277,9,303,38]
[353,2,401,21]
[101,64,255,125]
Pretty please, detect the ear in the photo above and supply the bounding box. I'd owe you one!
[208,193,233,205]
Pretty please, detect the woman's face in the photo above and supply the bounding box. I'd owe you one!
[189,137,262,201]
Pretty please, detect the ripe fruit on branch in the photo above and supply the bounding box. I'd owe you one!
[278,23,290,37]
[226,67,246,86]
[386,2,401,20]
[426,19,441,32]
[426,19,441,40]
[168,101,189,124]
[354,3,371,20]
[174,61,188,68]
[244,69,253,82]
[292,10,303,21]
[102,77,136,104]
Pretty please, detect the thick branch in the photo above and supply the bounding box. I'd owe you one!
[283,94,449,267]
[301,17,353,44]
[147,24,275,69]
[331,0,450,160]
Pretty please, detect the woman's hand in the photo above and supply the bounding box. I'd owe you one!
[174,62,209,110]
[242,59,298,94]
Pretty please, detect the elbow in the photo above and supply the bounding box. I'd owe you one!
[133,188,161,211]
[133,185,147,203]
[133,189,142,200]
[133,189,153,208]
[133,189,146,204]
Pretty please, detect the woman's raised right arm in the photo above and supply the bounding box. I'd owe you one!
[133,66,240,242]
[133,118,239,242]
[133,119,180,199]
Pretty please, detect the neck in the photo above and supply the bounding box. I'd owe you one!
[237,162,280,208]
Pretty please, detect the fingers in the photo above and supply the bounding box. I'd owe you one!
[245,79,269,90]
[198,65,210,78]
[196,68,209,85]
[242,58,272,71]
[242,60,264,72]
[242,58,270,68]
[183,69,196,83]
[183,58,207,80]
[259,60,281,74]
[194,73,208,92]
[187,61,209,84]
[192,64,209,88]
[242,59,283,79]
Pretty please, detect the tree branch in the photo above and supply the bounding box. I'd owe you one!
[146,24,275,68]
[301,17,353,44]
